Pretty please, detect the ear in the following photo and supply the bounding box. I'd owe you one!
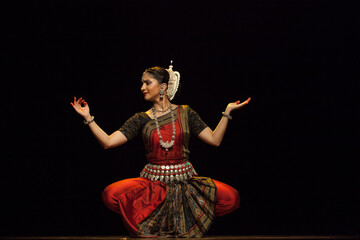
[161,83,168,90]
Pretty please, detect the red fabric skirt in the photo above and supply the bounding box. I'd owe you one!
[102,177,240,237]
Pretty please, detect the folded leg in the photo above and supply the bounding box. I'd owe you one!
[213,179,240,216]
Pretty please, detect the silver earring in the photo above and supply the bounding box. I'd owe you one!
[160,87,164,100]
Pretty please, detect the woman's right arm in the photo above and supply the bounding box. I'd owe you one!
[71,97,128,149]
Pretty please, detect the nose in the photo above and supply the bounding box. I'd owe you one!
[140,83,146,92]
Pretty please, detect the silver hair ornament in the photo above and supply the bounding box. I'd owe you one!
[166,60,180,101]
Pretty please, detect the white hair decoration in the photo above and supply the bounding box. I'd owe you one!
[166,60,180,101]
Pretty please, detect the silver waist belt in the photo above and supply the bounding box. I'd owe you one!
[140,161,197,182]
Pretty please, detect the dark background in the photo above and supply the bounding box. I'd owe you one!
[3,0,359,237]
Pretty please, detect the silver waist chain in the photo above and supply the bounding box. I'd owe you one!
[140,161,197,183]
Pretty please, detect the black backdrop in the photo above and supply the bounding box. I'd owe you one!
[3,0,359,237]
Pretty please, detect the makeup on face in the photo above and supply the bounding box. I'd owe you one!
[141,73,161,101]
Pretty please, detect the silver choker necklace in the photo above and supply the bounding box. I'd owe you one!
[154,104,172,113]
[152,104,176,151]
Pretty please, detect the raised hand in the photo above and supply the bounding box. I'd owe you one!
[225,97,251,114]
[70,97,91,120]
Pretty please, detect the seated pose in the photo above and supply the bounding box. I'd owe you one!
[71,62,251,238]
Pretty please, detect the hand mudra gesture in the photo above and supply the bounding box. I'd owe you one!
[70,97,90,119]
[226,97,251,113]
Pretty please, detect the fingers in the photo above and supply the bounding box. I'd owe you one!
[70,97,76,107]
[71,97,86,109]
[71,97,87,105]
[80,99,87,107]
[229,97,251,110]
[235,97,251,105]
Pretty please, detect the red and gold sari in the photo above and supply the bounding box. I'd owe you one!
[102,105,239,238]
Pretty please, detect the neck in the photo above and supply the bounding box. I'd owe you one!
[153,98,171,111]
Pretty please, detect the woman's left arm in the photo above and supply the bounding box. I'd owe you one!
[198,97,251,147]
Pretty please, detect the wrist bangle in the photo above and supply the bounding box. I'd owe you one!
[222,112,232,120]
[84,116,95,125]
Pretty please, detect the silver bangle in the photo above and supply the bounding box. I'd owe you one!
[84,116,95,125]
[222,112,232,120]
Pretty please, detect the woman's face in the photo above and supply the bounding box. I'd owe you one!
[141,73,164,102]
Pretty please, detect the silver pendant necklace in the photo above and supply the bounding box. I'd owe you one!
[152,104,176,151]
